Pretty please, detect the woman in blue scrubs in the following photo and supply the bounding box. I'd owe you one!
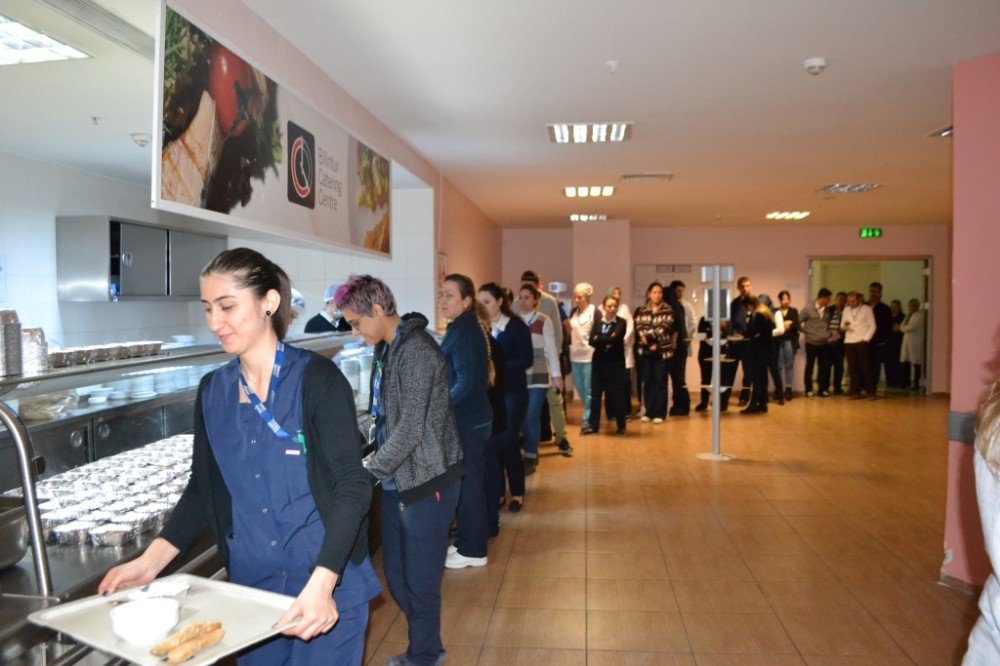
[100,248,380,665]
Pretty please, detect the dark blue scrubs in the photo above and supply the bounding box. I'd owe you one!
[202,346,380,665]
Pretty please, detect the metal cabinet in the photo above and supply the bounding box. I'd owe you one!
[169,230,227,297]
[56,216,226,301]
[0,421,89,493]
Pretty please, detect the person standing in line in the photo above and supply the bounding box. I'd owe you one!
[841,291,877,399]
[305,283,353,333]
[587,295,628,435]
[477,283,531,513]
[828,291,848,395]
[757,294,785,406]
[867,281,894,389]
[520,270,573,457]
[516,283,563,475]
[609,286,635,418]
[888,299,906,388]
[634,282,677,424]
[775,290,800,401]
[335,274,463,666]
[799,288,833,397]
[438,274,493,570]
[483,331,507,536]
[899,298,925,391]
[693,316,737,412]
[730,276,754,406]
[101,250,381,666]
[667,280,695,416]
[569,283,599,433]
[742,296,775,414]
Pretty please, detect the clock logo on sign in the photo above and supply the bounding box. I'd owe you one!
[287,121,316,209]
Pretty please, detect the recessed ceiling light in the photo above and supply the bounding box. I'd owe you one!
[0,13,90,66]
[621,172,674,182]
[564,186,614,198]
[570,214,608,222]
[816,183,882,195]
[547,122,633,144]
[765,211,810,221]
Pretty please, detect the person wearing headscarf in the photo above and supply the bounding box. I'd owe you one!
[569,282,598,432]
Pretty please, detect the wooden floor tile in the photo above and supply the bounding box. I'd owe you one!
[587,610,691,652]
[757,580,866,616]
[439,570,502,608]
[383,605,492,648]
[477,647,587,665]
[742,554,837,583]
[587,577,679,612]
[365,642,481,666]
[777,609,907,657]
[512,528,587,552]
[504,551,586,578]
[874,610,977,660]
[586,650,697,665]
[694,655,805,665]
[664,551,754,582]
[494,576,586,609]
[588,551,670,579]
[682,612,796,655]
[587,529,663,553]
[672,580,772,614]
[483,608,586,649]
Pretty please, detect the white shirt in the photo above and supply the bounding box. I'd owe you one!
[569,304,596,363]
[521,309,561,378]
[618,302,636,369]
[841,303,876,343]
[491,314,510,338]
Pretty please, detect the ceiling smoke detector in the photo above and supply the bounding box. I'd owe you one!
[803,57,826,75]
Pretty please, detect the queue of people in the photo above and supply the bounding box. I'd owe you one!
[98,253,929,665]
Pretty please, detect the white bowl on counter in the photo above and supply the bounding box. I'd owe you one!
[109,598,179,644]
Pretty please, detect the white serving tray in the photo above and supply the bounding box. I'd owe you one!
[28,574,295,665]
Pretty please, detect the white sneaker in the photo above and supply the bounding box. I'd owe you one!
[447,545,457,555]
[640,416,651,423]
[652,417,664,424]
[445,550,487,569]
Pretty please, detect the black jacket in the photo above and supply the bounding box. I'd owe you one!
[160,352,370,575]
[589,316,627,365]
[304,312,352,333]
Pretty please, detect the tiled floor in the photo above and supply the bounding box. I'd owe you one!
[363,393,980,665]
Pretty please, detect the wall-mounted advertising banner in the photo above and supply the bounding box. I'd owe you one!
[153,5,391,255]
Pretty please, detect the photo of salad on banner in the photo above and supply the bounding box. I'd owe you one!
[355,142,391,253]
[160,8,281,213]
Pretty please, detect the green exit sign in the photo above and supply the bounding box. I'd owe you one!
[859,227,883,238]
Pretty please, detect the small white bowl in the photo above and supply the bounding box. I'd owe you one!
[110,598,179,644]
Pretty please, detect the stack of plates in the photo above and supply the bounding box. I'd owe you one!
[129,376,155,399]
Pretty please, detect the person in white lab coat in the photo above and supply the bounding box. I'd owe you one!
[898,298,925,391]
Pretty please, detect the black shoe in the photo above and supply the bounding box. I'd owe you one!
[740,406,761,414]
[784,387,792,401]
[524,458,537,476]
[694,402,708,412]
[557,438,574,456]
[509,499,522,513]
[615,427,626,436]
[580,425,597,436]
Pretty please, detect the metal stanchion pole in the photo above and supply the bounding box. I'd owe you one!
[697,264,733,462]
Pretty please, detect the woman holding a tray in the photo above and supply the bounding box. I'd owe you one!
[100,248,380,665]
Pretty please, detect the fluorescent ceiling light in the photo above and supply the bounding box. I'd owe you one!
[548,122,633,143]
[570,214,608,222]
[816,183,881,195]
[564,186,615,198]
[765,211,810,221]
[0,13,89,65]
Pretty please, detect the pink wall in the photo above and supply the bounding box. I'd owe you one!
[572,220,632,303]
[503,222,951,392]
[940,53,1000,587]
[501,228,574,293]
[437,178,502,290]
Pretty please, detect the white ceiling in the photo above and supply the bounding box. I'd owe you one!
[2,0,999,229]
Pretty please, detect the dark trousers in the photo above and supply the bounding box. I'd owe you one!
[381,482,461,666]
[639,354,668,418]
[484,432,503,534]
[870,342,889,388]
[830,341,845,393]
[749,344,770,409]
[668,345,690,414]
[697,355,737,409]
[766,345,783,396]
[454,421,490,558]
[901,362,923,389]
[501,392,527,496]
[845,342,875,395]
[590,360,626,430]
[804,343,832,393]
[623,370,633,416]
[731,340,751,390]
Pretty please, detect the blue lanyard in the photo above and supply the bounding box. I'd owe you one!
[371,358,383,418]
[238,340,295,443]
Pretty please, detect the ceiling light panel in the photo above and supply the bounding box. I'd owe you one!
[564,186,614,198]
[765,211,810,220]
[547,122,633,144]
[816,183,881,195]
[0,13,90,65]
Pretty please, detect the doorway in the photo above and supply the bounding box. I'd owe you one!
[808,258,930,393]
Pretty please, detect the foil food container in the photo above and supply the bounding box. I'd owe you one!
[53,521,98,545]
[89,524,138,547]
[110,511,157,533]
